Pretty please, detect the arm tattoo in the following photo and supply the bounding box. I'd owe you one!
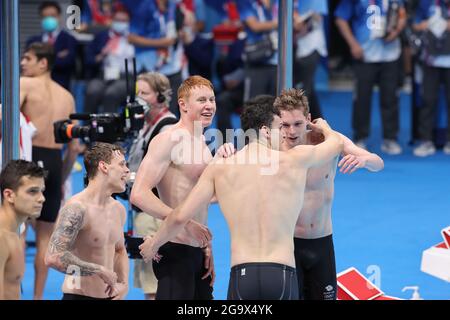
[47,203,100,276]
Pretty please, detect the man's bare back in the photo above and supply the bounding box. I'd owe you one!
[143,124,342,266]
[212,143,311,267]
[20,75,74,149]
[0,231,25,299]
[48,192,125,298]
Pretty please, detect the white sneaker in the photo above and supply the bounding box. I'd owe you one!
[355,140,367,150]
[413,141,436,157]
[381,139,402,155]
[443,142,450,155]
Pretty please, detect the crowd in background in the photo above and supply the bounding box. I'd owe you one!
[5,0,447,157]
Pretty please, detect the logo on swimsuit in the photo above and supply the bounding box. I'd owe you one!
[323,285,336,300]
[241,268,246,276]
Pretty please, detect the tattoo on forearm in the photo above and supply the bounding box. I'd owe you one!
[60,252,100,276]
[48,203,100,276]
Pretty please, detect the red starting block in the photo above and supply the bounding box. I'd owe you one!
[337,267,401,300]
[441,226,450,249]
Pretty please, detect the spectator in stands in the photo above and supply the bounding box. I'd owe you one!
[26,1,78,90]
[84,7,134,114]
[180,0,215,79]
[335,0,406,155]
[412,0,450,156]
[237,0,278,101]
[215,39,245,145]
[293,0,328,120]
[79,0,124,33]
[127,0,184,115]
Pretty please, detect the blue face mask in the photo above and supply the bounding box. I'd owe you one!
[111,21,130,35]
[41,16,59,32]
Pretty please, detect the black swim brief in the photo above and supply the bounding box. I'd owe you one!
[227,262,299,300]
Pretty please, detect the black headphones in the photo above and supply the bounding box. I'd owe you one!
[157,91,166,104]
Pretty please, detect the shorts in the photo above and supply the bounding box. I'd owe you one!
[294,235,337,300]
[152,242,213,300]
[32,146,62,223]
[133,212,161,294]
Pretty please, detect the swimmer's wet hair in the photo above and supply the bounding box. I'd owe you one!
[25,42,55,71]
[240,95,279,136]
[274,88,309,116]
[0,160,46,203]
[177,75,214,101]
[84,142,125,180]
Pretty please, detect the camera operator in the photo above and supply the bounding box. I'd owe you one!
[412,0,450,156]
[127,72,177,300]
[20,42,81,300]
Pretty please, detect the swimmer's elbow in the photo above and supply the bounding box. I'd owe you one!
[336,135,345,154]
[44,252,59,269]
[129,188,142,208]
[371,155,385,172]
[172,208,189,227]
[45,253,69,274]
[379,158,385,171]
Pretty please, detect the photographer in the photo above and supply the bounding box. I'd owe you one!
[127,72,177,300]
[335,0,406,155]
[412,0,450,156]
[20,42,81,300]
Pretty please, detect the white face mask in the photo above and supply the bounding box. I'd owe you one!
[135,96,150,114]
[111,21,129,34]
